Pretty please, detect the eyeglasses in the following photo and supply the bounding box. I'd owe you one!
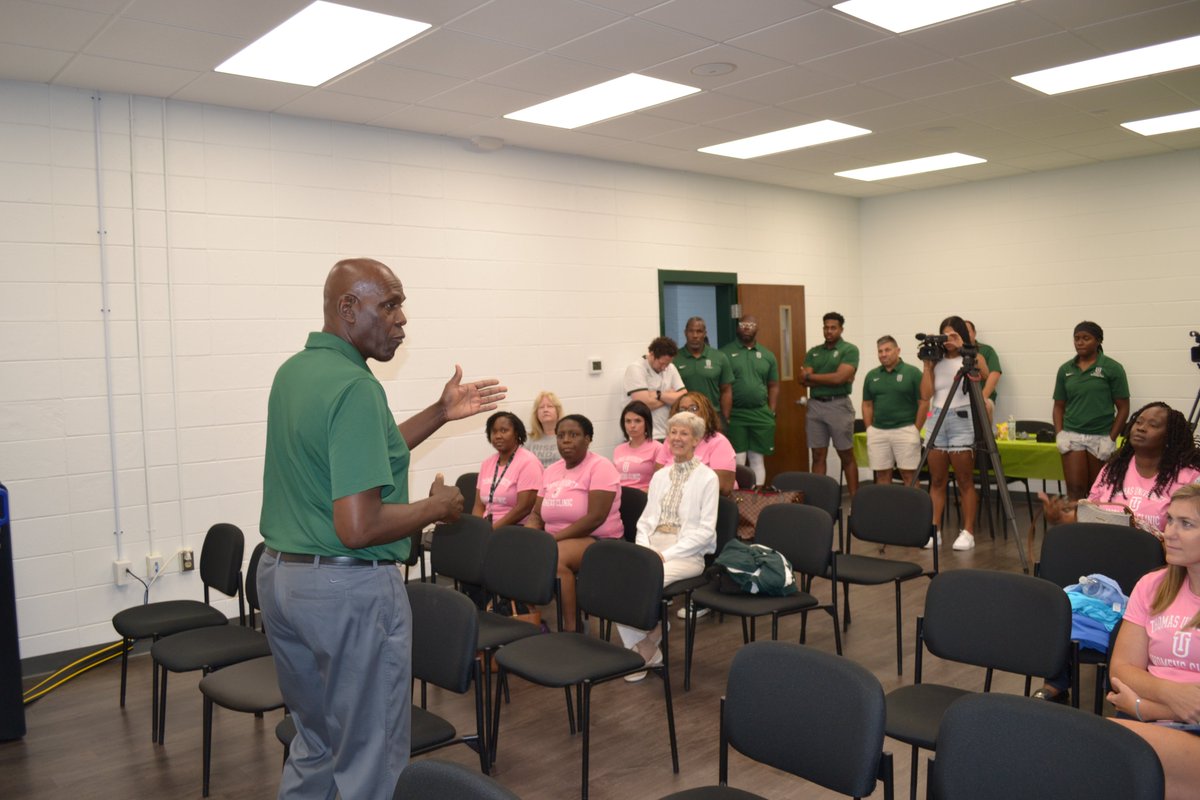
[737,322,757,329]
[680,405,700,413]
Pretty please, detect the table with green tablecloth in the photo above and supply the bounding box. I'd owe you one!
[852,432,1064,481]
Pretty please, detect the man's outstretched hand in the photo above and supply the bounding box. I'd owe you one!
[439,364,506,422]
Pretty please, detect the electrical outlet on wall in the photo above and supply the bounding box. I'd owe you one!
[181,549,194,572]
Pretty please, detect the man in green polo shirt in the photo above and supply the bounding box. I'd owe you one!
[720,314,779,485]
[861,335,927,485]
[675,316,733,423]
[801,312,861,497]
[965,320,1002,421]
[258,258,504,799]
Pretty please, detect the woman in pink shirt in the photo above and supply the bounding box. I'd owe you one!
[1041,403,1200,536]
[527,414,623,632]
[1108,484,1200,800]
[472,411,543,527]
[654,391,736,496]
[613,400,657,490]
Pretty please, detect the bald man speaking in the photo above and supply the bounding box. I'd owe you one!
[258,258,504,798]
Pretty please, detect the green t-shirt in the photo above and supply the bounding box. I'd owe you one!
[976,341,1002,400]
[803,339,859,398]
[674,345,733,412]
[862,360,923,429]
[260,332,412,561]
[1052,352,1130,435]
[720,342,779,409]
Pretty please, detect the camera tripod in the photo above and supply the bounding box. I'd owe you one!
[912,350,1029,572]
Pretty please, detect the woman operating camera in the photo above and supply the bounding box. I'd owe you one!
[919,315,990,552]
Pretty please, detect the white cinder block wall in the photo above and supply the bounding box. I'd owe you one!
[859,151,1200,429]
[0,81,859,659]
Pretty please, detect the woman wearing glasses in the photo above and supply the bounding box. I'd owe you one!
[655,391,736,497]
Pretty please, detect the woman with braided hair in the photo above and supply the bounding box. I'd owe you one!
[1041,402,1200,536]
[1053,320,1131,498]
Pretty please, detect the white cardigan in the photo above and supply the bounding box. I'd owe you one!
[635,459,719,563]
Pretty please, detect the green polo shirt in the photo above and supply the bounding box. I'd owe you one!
[674,345,733,411]
[862,360,923,429]
[1052,352,1130,435]
[720,342,779,409]
[260,332,412,561]
[976,341,1002,400]
[803,338,859,398]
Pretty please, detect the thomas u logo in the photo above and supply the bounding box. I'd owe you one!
[1172,630,1191,659]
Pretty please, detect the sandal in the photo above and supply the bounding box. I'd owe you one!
[1032,686,1069,705]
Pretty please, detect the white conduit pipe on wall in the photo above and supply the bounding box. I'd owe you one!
[92,93,124,561]
[126,95,160,555]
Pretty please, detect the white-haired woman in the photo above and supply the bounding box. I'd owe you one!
[617,411,719,681]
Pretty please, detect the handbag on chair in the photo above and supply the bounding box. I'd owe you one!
[731,486,804,540]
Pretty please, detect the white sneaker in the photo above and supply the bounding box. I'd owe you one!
[922,531,942,550]
[676,604,710,620]
[624,647,663,682]
[952,530,975,551]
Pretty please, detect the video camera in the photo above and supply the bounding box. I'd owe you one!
[916,333,948,362]
[1191,330,1199,364]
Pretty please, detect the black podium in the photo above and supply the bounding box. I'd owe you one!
[0,482,25,740]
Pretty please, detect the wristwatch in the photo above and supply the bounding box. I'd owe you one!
[656,390,662,401]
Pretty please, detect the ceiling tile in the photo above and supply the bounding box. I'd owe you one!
[372,104,489,137]
[275,91,407,126]
[0,42,73,84]
[1003,151,1099,170]
[447,0,624,51]
[781,83,904,118]
[85,19,243,71]
[121,0,308,38]
[171,72,309,110]
[1054,79,1198,119]
[55,55,199,97]
[865,60,995,101]
[639,0,818,42]
[1071,3,1200,52]
[641,122,748,149]
[480,53,619,96]
[904,4,1063,58]
[1069,139,1172,160]
[642,91,764,124]
[716,65,848,105]
[646,44,790,90]
[960,32,1105,77]
[419,81,547,117]
[582,112,691,140]
[703,106,826,136]
[916,80,1036,115]
[1024,0,1185,30]
[1,0,111,50]
[1157,70,1200,102]
[840,101,951,132]
[728,10,886,65]
[382,29,537,79]
[328,64,464,104]
[550,17,712,72]
[803,38,945,83]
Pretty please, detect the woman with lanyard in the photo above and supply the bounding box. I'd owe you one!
[618,411,718,681]
[472,411,543,527]
[1053,320,1130,499]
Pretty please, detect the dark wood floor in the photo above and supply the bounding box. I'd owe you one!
[3,509,1076,800]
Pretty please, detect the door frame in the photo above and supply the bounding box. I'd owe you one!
[657,270,739,348]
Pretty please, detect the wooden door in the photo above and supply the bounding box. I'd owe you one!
[736,284,808,477]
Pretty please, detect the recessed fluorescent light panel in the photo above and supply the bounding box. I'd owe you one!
[1013,34,1200,95]
[216,1,431,87]
[1121,109,1200,136]
[504,74,700,129]
[699,121,872,159]
[833,0,1013,33]
[836,152,986,181]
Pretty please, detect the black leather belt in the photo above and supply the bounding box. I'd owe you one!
[265,546,395,567]
[811,396,842,402]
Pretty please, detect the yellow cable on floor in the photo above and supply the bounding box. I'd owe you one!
[23,641,131,704]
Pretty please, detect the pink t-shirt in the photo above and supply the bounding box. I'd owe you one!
[655,432,737,473]
[1124,568,1200,684]
[477,447,543,525]
[613,440,658,490]
[538,451,624,539]
[1087,464,1200,533]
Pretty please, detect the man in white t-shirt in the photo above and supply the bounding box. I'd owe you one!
[624,336,687,440]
